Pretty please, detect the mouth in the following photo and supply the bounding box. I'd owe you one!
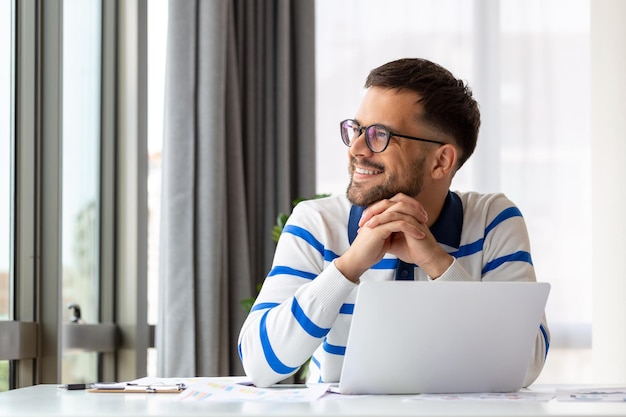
[354,166,383,175]
[351,160,384,180]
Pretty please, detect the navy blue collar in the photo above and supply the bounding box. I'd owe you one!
[347,205,365,245]
[429,191,463,249]
[348,191,463,249]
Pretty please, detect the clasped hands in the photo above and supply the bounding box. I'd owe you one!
[335,193,453,282]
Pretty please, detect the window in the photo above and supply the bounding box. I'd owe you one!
[1,0,148,389]
[315,0,591,383]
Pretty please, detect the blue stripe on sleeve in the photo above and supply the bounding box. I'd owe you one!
[371,258,399,269]
[323,339,346,356]
[311,355,320,369]
[324,249,340,262]
[282,224,340,263]
[453,207,523,259]
[259,310,299,375]
[250,302,279,312]
[310,356,323,383]
[485,207,522,236]
[540,324,550,359]
[482,250,533,274]
[339,303,354,314]
[452,238,484,258]
[283,225,324,256]
[291,298,331,338]
[268,266,317,280]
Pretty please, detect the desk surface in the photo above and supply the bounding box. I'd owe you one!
[1,384,626,417]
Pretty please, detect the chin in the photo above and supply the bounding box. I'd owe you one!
[346,184,368,206]
[346,184,394,207]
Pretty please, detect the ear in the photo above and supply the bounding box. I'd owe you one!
[431,144,457,179]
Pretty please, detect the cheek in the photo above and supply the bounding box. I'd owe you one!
[388,152,417,174]
[396,152,429,181]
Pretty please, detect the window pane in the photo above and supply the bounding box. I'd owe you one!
[0,0,13,323]
[0,0,14,394]
[147,0,168,377]
[61,0,101,384]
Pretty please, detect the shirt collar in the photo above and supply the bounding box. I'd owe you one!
[429,191,463,249]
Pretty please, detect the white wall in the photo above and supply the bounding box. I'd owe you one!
[591,0,626,383]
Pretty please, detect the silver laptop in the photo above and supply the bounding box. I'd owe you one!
[335,281,550,394]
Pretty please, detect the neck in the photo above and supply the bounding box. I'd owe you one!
[417,187,450,228]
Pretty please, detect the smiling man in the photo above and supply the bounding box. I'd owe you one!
[238,58,550,388]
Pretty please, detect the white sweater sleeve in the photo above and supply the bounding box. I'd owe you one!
[237,200,356,387]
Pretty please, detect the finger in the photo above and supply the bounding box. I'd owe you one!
[358,199,395,227]
[363,200,428,228]
[389,193,429,223]
[362,215,427,239]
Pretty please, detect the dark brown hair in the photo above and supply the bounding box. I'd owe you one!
[365,58,480,168]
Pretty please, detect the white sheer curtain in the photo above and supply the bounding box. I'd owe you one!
[315,0,591,383]
[591,0,626,384]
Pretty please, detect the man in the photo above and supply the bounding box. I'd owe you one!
[238,58,550,388]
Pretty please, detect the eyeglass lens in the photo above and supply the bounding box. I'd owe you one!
[340,119,389,153]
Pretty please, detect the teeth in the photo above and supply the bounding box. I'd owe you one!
[355,167,381,175]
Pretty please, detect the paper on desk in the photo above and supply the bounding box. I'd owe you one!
[406,391,555,402]
[176,379,330,402]
[556,387,626,402]
[129,376,249,387]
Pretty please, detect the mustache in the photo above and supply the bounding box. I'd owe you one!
[350,157,384,172]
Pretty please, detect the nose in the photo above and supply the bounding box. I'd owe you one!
[348,129,373,157]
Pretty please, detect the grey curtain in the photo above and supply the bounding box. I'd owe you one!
[157,0,316,377]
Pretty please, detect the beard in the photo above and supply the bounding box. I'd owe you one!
[346,154,426,207]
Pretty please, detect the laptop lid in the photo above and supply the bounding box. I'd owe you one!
[337,281,550,395]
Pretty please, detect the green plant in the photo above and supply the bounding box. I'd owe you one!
[240,284,262,312]
[0,360,8,392]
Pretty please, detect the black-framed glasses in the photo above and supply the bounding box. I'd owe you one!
[340,119,446,153]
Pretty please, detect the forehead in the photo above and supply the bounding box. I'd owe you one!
[356,87,450,142]
[356,87,424,126]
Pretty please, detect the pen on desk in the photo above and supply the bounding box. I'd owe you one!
[57,383,93,390]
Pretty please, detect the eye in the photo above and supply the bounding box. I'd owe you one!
[372,126,389,141]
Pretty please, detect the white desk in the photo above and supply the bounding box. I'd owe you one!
[1,384,626,417]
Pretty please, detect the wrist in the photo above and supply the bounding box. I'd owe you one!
[422,253,454,280]
[334,256,364,284]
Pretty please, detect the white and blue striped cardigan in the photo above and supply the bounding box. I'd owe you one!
[238,191,550,388]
